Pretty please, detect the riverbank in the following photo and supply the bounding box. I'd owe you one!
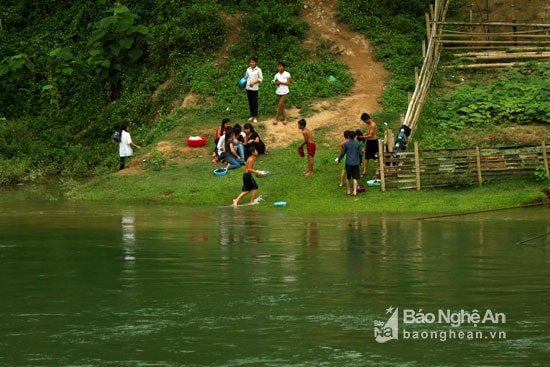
[7,140,545,215]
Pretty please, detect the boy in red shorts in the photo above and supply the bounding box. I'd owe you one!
[298,119,316,176]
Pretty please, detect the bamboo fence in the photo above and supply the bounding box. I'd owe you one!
[377,140,550,191]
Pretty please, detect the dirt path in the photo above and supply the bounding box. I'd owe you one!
[261,0,388,149]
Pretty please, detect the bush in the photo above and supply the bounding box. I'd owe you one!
[143,150,165,171]
[426,62,550,130]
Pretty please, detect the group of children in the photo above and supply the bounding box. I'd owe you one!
[337,113,380,196]
[210,118,268,206]
[300,113,379,190]
[212,119,266,169]
[215,112,377,206]
[210,116,317,207]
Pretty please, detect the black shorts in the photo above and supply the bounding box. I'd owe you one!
[345,164,361,180]
[365,139,379,159]
[242,172,258,192]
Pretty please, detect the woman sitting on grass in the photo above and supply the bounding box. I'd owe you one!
[223,126,245,170]
[243,123,266,155]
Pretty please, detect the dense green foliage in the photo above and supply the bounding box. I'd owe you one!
[430,63,550,128]
[0,0,352,184]
[1,0,547,187]
[418,62,550,148]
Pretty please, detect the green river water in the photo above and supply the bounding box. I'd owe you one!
[0,200,548,366]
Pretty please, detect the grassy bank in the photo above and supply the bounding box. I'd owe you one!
[62,121,549,215]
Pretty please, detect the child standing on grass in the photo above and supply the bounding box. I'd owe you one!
[233,145,261,207]
[119,123,141,170]
[337,130,363,196]
[273,62,291,125]
[245,57,263,123]
[338,130,351,187]
[359,112,379,178]
[298,119,315,175]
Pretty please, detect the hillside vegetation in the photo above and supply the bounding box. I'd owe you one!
[0,0,548,188]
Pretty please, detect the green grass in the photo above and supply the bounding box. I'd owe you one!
[63,110,549,215]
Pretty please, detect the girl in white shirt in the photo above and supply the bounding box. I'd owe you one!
[118,123,141,170]
[245,57,263,123]
[273,62,291,125]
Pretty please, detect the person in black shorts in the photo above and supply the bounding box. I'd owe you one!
[337,130,363,196]
[360,112,379,177]
[233,145,261,206]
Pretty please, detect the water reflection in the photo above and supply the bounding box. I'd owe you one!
[303,221,319,246]
[121,211,136,262]
[218,208,263,246]
[0,202,547,366]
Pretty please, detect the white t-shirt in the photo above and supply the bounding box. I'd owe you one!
[216,135,226,156]
[274,71,291,95]
[246,66,263,91]
[119,130,133,157]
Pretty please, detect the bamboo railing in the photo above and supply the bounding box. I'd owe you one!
[378,140,550,191]
[402,0,451,137]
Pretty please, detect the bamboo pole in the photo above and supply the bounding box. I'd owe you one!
[455,50,550,57]
[422,39,426,59]
[447,62,529,69]
[410,0,450,134]
[437,39,550,44]
[385,128,395,153]
[404,0,451,139]
[378,140,386,192]
[414,141,421,191]
[457,54,550,62]
[439,31,550,37]
[432,21,550,27]
[476,146,483,186]
[425,12,431,40]
[542,140,550,179]
[469,1,474,40]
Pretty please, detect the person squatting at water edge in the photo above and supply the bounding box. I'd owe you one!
[118,123,141,170]
[298,119,315,176]
[360,112,379,178]
[337,130,363,196]
[233,144,261,206]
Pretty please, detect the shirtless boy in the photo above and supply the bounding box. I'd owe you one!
[360,112,379,177]
[298,119,315,175]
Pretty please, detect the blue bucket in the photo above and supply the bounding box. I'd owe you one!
[214,168,227,176]
[237,77,248,89]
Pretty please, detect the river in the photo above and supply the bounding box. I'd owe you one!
[0,200,548,366]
